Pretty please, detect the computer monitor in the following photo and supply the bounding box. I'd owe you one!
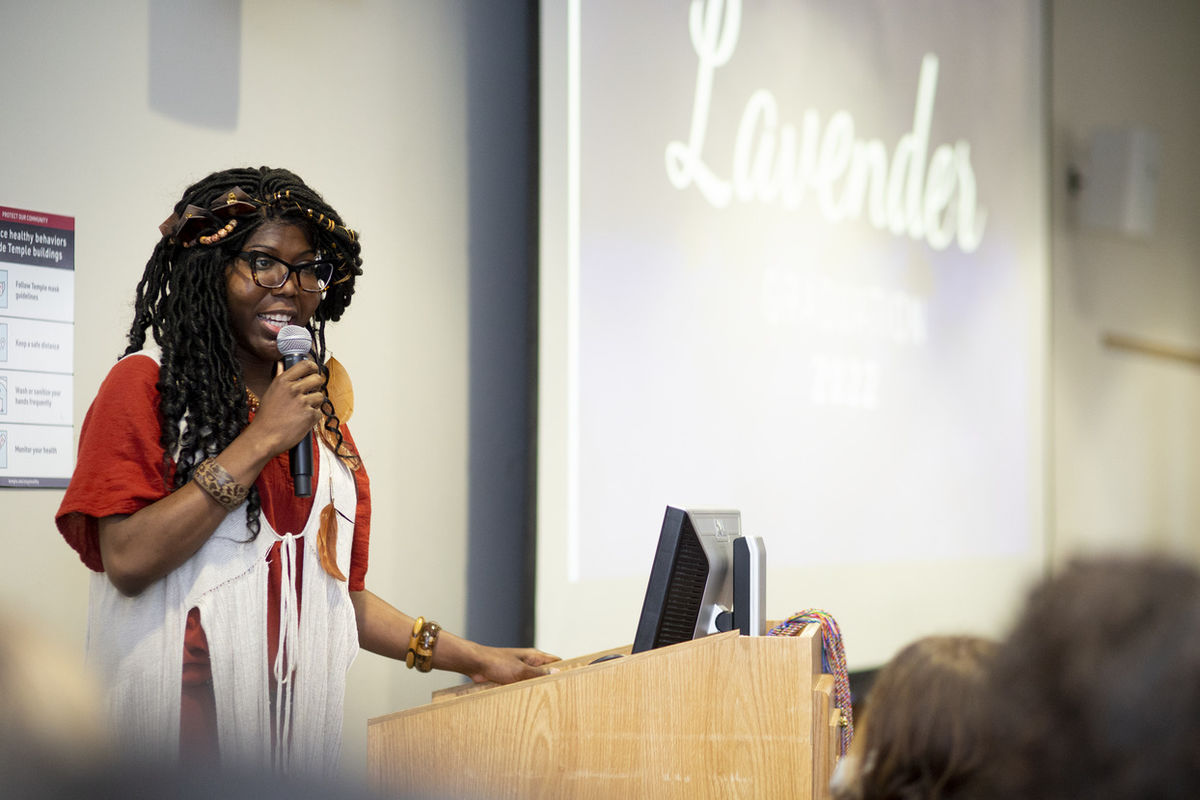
[632,506,747,653]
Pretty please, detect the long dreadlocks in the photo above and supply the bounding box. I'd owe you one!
[124,166,364,537]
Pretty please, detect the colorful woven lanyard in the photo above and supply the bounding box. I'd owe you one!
[768,609,854,755]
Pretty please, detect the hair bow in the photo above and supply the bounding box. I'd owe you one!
[158,186,260,247]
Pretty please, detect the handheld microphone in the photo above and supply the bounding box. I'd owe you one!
[276,325,314,498]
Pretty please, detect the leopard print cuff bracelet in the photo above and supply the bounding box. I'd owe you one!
[193,457,250,512]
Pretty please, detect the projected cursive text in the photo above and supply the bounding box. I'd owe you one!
[665,0,988,253]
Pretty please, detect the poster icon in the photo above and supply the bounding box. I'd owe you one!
[0,269,8,308]
[0,322,6,362]
[0,375,6,415]
[0,430,7,469]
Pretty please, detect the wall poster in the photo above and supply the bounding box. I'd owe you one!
[0,205,75,488]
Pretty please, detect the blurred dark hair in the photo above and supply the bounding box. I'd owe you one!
[980,555,1200,800]
[834,635,995,800]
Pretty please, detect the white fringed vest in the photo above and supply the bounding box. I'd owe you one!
[84,354,359,776]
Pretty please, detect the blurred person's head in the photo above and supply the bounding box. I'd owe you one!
[981,555,1200,800]
[0,611,393,797]
[0,610,109,784]
[831,635,995,800]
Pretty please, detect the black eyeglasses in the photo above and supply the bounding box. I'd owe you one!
[236,251,345,293]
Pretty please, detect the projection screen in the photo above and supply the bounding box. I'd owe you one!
[537,0,1048,668]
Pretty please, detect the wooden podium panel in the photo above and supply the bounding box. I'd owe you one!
[368,627,838,799]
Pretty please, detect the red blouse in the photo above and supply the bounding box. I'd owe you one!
[55,353,371,588]
[55,353,373,762]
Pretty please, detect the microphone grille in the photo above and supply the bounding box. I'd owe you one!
[276,325,313,358]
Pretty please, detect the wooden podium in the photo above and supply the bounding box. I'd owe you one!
[368,626,842,799]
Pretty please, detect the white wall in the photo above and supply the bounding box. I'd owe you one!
[1050,0,1200,564]
[0,0,477,784]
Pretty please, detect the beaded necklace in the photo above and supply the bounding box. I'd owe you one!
[769,608,855,755]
